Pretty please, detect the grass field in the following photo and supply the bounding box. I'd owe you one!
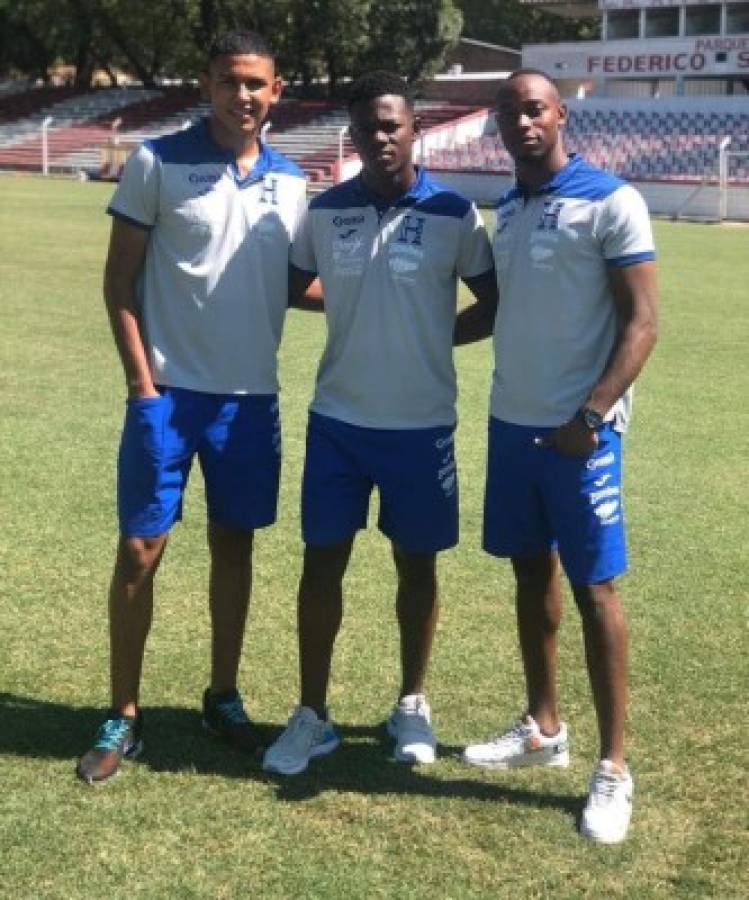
[0,175,747,899]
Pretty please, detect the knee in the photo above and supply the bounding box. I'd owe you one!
[512,552,558,594]
[208,522,254,563]
[115,535,166,586]
[299,542,351,599]
[572,579,619,616]
[393,547,437,603]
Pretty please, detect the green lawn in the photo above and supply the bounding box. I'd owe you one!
[0,175,747,899]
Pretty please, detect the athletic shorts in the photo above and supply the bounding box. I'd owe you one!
[302,411,459,554]
[482,417,627,584]
[117,387,281,537]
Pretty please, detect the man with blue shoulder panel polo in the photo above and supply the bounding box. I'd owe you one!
[263,70,497,777]
[76,31,307,785]
[456,69,658,844]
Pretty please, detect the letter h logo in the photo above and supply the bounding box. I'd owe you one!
[396,215,426,246]
[538,200,563,232]
[260,177,279,206]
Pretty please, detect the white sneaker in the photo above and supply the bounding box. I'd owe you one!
[580,759,634,844]
[462,715,569,769]
[262,706,340,776]
[386,694,437,764]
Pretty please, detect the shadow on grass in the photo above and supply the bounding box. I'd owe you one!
[0,692,582,819]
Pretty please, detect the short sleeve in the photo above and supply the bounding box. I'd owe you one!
[107,144,159,230]
[600,185,656,268]
[456,203,494,278]
[290,206,317,274]
[288,183,308,244]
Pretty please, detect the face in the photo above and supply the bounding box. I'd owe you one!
[201,53,282,147]
[349,94,420,185]
[494,74,566,166]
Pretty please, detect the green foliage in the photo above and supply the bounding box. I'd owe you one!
[0,0,463,92]
[456,0,599,47]
[0,177,748,898]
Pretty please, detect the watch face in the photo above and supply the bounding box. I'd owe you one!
[581,408,603,430]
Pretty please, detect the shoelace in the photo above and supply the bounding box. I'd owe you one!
[491,721,528,745]
[216,696,249,726]
[589,770,621,806]
[399,702,432,737]
[94,718,133,752]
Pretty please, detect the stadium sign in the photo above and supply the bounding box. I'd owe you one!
[524,35,749,76]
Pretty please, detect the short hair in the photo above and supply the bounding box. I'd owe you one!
[497,68,560,101]
[208,30,274,64]
[347,70,414,112]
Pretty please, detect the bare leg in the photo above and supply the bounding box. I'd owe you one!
[207,521,254,694]
[511,550,563,736]
[110,534,168,716]
[571,579,628,768]
[392,545,439,699]
[298,539,355,718]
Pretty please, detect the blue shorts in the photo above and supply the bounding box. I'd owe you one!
[118,387,281,537]
[302,412,458,553]
[483,417,627,584]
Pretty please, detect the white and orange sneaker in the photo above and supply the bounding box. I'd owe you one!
[580,759,634,844]
[462,714,569,769]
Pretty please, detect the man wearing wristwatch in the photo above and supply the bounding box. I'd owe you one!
[455,70,658,844]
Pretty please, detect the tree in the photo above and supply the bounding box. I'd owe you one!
[363,0,463,82]
[456,0,597,48]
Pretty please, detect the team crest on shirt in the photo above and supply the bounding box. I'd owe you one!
[260,176,279,205]
[537,199,564,231]
[388,214,426,280]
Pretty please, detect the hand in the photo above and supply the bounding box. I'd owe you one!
[534,417,599,456]
[128,383,160,401]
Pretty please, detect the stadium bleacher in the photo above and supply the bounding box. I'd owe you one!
[1,83,747,186]
[425,102,749,184]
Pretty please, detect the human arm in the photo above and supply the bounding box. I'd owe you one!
[288,264,324,312]
[453,269,498,346]
[103,217,157,399]
[538,260,658,455]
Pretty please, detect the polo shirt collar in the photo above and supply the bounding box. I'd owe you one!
[354,164,429,210]
[198,118,273,184]
[517,153,583,198]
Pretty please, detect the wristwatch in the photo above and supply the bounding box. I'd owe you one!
[579,406,605,431]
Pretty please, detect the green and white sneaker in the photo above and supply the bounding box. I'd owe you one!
[263,706,340,776]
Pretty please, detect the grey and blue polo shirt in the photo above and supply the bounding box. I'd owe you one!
[291,167,493,429]
[108,119,307,395]
[491,154,656,431]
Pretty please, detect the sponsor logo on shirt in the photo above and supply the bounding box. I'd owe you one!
[332,214,365,228]
[188,172,221,184]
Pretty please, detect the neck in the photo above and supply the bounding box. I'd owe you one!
[208,116,261,171]
[517,146,569,193]
[361,164,417,203]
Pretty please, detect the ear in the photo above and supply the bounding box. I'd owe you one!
[558,102,568,127]
[199,71,210,102]
[412,115,422,138]
[270,74,284,106]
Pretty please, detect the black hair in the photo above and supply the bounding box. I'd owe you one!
[497,68,560,101]
[208,30,274,64]
[347,70,414,111]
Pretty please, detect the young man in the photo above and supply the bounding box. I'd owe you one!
[76,31,307,784]
[458,70,658,844]
[263,71,496,776]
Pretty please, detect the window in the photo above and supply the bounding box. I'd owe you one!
[685,4,721,37]
[727,2,749,34]
[645,7,679,38]
[607,10,639,40]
